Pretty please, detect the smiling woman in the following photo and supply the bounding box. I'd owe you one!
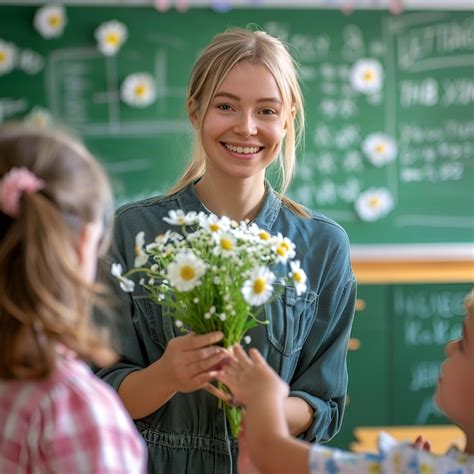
[94,27,357,474]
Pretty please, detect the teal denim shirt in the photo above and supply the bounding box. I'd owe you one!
[95,182,357,474]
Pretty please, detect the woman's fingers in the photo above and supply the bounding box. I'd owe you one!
[183,331,224,350]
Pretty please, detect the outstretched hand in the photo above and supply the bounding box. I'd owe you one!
[216,345,289,406]
[412,435,431,452]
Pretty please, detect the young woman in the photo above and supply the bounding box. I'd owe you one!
[0,125,146,473]
[95,27,356,473]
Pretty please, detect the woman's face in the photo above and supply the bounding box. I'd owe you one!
[435,308,474,431]
[196,61,288,184]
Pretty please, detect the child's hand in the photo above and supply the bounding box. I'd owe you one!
[216,345,289,406]
[412,435,431,451]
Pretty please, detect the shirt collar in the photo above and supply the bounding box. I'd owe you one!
[176,179,282,231]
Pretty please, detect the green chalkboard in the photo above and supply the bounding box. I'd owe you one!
[328,282,472,450]
[1,6,473,246]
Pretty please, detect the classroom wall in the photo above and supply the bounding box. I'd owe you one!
[0,1,473,450]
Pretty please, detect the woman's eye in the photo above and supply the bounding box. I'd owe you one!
[217,104,233,111]
[260,108,277,115]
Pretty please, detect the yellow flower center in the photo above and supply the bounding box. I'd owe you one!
[368,196,381,209]
[0,51,6,63]
[209,223,220,232]
[48,14,61,28]
[276,245,287,257]
[253,277,266,294]
[363,70,374,82]
[134,84,147,97]
[258,231,270,241]
[180,265,196,281]
[293,271,302,283]
[220,238,233,250]
[280,241,290,250]
[374,144,385,154]
[105,32,120,46]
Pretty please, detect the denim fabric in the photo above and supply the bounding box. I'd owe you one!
[95,182,356,474]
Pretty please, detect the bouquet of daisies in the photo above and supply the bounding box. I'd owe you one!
[111,210,307,437]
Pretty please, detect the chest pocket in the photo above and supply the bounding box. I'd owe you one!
[265,285,319,357]
[132,295,176,350]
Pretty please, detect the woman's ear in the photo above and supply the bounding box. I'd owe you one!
[188,99,200,130]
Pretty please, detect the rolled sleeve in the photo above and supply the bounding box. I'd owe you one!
[290,275,357,443]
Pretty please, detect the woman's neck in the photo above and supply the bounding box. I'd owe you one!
[194,174,266,222]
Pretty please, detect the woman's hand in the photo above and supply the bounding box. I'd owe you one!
[160,331,228,394]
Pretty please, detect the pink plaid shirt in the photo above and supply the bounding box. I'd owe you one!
[0,352,146,473]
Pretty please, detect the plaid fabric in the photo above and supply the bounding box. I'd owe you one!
[0,352,146,473]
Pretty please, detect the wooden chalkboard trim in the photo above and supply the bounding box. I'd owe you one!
[352,259,474,284]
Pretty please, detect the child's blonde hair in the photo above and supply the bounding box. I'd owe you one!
[0,125,115,380]
[168,27,309,218]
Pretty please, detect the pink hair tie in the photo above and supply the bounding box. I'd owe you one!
[0,166,45,218]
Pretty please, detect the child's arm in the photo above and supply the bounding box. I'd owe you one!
[218,346,311,474]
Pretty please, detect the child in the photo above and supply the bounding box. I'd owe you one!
[0,125,147,473]
[95,27,355,473]
[217,289,474,473]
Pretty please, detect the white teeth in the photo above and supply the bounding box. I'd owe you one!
[224,144,260,154]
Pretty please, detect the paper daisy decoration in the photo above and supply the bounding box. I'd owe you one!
[361,133,398,167]
[24,107,51,129]
[34,5,67,39]
[350,58,383,95]
[95,20,128,56]
[121,73,156,107]
[0,39,17,75]
[354,188,394,222]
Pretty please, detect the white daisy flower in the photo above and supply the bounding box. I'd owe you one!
[134,231,148,267]
[34,5,67,39]
[95,20,128,56]
[0,39,16,75]
[163,209,198,226]
[361,133,397,167]
[273,234,296,264]
[242,266,276,306]
[111,263,135,292]
[350,58,383,94]
[121,73,156,108]
[288,261,307,296]
[175,319,183,328]
[199,213,231,233]
[248,223,272,242]
[213,232,236,256]
[166,251,206,292]
[354,188,394,222]
[243,335,252,344]
[24,107,51,129]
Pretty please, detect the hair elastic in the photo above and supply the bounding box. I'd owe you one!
[0,166,45,218]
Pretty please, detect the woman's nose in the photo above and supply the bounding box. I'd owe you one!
[234,112,257,136]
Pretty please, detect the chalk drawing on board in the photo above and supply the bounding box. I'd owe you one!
[45,47,188,137]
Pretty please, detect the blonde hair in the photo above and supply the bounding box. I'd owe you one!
[169,27,309,218]
[0,125,115,380]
